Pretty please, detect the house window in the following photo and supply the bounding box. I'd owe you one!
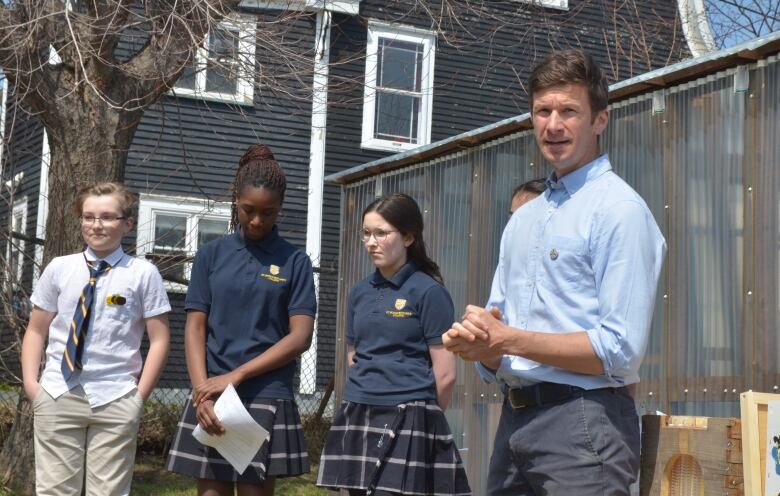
[173,18,255,105]
[362,23,436,152]
[7,198,28,285]
[136,195,231,290]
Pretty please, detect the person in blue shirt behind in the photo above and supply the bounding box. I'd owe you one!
[166,144,317,496]
[317,193,471,496]
[508,178,547,218]
[444,49,666,495]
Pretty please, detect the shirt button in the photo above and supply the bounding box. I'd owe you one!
[526,280,533,286]
[550,249,559,260]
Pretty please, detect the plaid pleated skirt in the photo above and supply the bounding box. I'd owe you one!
[166,397,309,484]
[317,401,471,495]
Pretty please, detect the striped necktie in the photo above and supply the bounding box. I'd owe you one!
[61,259,111,380]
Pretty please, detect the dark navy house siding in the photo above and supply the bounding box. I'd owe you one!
[0,100,45,381]
[126,11,322,389]
[317,0,689,392]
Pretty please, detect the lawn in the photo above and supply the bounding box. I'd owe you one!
[131,455,328,496]
[0,457,328,495]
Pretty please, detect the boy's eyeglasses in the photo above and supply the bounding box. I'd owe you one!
[81,215,127,225]
[360,228,397,242]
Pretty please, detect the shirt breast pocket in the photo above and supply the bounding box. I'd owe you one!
[542,235,589,291]
[103,294,137,325]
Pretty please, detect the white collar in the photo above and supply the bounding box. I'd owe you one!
[84,246,125,266]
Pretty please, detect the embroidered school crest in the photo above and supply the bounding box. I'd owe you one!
[394,299,406,310]
[260,264,287,283]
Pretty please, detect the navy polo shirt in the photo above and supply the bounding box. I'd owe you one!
[343,262,454,406]
[185,226,317,400]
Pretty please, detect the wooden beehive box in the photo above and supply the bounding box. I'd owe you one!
[640,415,743,496]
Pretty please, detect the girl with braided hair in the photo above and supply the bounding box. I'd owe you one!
[167,145,317,496]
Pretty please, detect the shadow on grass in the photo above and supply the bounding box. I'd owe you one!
[132,455,328,496]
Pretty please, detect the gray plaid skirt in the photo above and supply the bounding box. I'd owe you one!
[317,401,471,495]
[166,397,309,484]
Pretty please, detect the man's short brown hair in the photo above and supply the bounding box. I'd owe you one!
[529,49,608,117]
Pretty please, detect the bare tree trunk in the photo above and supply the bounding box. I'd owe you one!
[0,103,140,493]
[0,398,35,495]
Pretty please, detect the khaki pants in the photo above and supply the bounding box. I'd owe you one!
[33,386,144,496]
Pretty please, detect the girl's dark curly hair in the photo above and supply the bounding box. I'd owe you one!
[230,144,287,231]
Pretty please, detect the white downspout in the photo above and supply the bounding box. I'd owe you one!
[33,130,49,288]
[678,0,717,55]
[300,9,331,395]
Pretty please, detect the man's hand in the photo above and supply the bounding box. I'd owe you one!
[443,306,507,363]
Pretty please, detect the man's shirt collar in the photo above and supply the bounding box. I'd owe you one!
[546,154,612,196]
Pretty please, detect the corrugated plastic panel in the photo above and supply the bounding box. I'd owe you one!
[335,54,780,494]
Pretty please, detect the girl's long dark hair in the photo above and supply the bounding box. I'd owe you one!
[363,193,443,284]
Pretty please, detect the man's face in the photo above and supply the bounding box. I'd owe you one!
[532,83,608,178]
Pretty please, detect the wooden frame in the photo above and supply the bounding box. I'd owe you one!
[740,391,780,496]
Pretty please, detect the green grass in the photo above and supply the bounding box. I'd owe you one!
[131,455,328,496]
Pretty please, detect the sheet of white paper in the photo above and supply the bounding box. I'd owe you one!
[192,384,269,474]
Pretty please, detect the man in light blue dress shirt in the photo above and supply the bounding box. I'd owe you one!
[443,50,666,495]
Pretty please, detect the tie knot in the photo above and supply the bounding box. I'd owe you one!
[89,260,111,277]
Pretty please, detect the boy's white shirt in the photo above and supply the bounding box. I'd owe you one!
[31,246,171,408]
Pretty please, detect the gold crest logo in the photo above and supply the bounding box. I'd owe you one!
[394,299,406,310]
[270,265,280,275]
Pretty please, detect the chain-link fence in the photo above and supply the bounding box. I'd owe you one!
[0,267,338,469]
[0,368,334,466]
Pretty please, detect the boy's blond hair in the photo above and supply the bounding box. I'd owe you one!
[72,182,136,217]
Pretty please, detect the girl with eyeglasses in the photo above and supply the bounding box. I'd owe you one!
[317,193,470,496]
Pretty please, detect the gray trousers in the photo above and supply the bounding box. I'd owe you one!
[487,387,639,495]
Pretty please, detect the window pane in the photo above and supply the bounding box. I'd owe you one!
[377,38,423,92]
[176,63,197,90]
[206,29,239,94]
[9,212,23,278]
[153,214,187,252]
[198,218,228,247]
[374,91,419,143]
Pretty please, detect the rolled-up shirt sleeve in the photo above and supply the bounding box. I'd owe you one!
[586,200,666,382]
[475,361,499,383]
[475,229,510,384]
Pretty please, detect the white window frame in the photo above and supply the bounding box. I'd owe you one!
[0,74,7,174]
[361,22,436,152]
[172,17,256,105]
[254,0,361,14]
[514,0,568,10]
[136,194,231,292]
[6,197,28,285]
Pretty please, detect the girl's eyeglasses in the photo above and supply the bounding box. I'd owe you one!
[359,228,397,242]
